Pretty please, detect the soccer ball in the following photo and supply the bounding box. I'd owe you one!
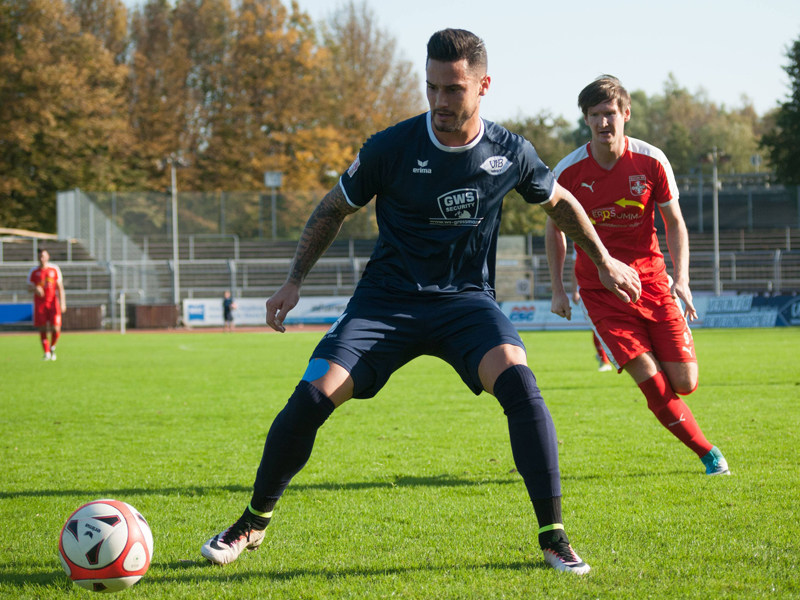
[58,499,154,593]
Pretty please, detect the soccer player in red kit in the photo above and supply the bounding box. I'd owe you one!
[28,248,66,361]
[546,75,729,475]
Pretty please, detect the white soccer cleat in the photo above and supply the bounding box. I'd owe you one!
[201,520,265,565]
[43,352,52,361]
[542,540,591,575]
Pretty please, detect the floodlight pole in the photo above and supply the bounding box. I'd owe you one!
[170,158,180,305]
[264,171,283,241]
[711,147,721,296]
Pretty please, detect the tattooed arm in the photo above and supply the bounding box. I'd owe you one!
[266,185,360,332]
[542,182,641,304]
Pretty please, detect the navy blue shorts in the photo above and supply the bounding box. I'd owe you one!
[311,286,525,399]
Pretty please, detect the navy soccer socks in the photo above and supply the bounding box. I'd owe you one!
[493,364,561,502]
[249,381,336,520]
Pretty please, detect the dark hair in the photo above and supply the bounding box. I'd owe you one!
[578,75,631,116]
[426,29,487,72]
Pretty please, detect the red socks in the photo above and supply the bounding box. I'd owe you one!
[50,330,60,349]
[638,371,712,457]
[40,331,50,354]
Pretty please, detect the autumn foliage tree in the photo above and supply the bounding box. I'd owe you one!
[0,0,786,237]
[0,0,134,231]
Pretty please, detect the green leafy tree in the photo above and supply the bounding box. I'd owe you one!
[499,113,574,235]
[616,75,761,175]
[761,36,800,184]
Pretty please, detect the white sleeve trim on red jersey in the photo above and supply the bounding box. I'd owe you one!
[553,144,590,180]
[27,266,36,285]
[52,264,63,282]
[627,137,680,204]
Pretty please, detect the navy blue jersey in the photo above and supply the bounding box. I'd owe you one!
[339,112,555,295]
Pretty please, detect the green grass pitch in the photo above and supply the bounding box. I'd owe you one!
[1,327,798,599]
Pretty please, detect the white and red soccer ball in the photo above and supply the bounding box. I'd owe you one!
[58,499,154,593]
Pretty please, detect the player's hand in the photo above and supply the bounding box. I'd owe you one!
[598,257,641,304]
[551,290,572,320]
[35,285,44,297]
[266,282,300,333]
[671,278,698,321]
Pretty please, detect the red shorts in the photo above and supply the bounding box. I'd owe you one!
[579,278,695,369]
[34,302,62,328]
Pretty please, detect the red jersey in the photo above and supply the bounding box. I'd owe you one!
[555,137,679,290]
[28,263,63,307]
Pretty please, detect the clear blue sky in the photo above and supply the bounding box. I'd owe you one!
[298,0,800,125]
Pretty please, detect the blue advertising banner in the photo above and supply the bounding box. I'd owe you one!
[501,294,800,331]
[0,303,33,325]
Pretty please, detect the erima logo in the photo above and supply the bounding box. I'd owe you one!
[479,156,512,176]
[581,181,596,192]
[413,159,432,174]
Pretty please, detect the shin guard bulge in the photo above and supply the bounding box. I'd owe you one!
[493,365,561,501]
[250,381,335,512]
[638,371,712,457]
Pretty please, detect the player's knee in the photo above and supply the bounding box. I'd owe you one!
[274,381,336,435]
[667,370,698,395]
[493,364,544,416]
[674,378,698,396]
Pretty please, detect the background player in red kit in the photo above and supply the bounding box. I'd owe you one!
[546,75,730,475]
[27,248,66,361]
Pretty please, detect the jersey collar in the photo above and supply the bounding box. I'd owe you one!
[426,112,485,153]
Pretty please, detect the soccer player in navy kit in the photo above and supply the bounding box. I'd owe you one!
[202,29,641,574]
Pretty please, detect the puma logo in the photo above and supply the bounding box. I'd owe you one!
[668,413,686,427]
[581,181,595,192]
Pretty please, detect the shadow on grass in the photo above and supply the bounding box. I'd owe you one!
[0,468,700,500]
[0,558,544,591]
[149,557,544,584]
[0,474,525,500]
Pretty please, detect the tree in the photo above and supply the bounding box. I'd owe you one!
[761,36,800,185]
[319,1,424,145]
[499,113,575,235]
[195,0,336,192]
[0,0,134,232]
[619,75,762,175]
[69,0,129,64]
[128,0,202,191]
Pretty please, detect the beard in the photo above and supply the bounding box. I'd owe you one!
[431,107,474,133]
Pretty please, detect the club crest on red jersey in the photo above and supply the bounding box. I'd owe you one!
[629,175,647,196]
